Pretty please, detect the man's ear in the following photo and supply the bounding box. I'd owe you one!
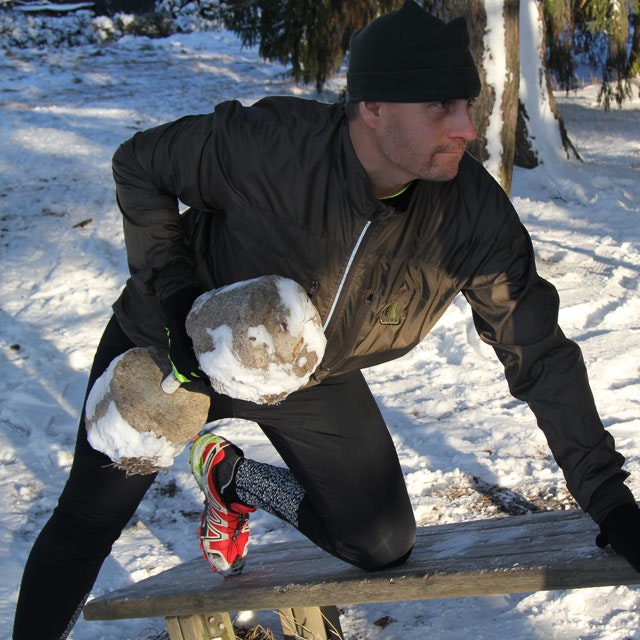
[359,101,381,128]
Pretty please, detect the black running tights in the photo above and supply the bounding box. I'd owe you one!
[12,316,415,640]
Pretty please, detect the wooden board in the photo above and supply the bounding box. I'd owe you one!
[84,509,640,622]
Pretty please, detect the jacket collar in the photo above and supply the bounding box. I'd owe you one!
[338,114,395,221]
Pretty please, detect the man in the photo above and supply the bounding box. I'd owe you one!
[12,1,640,638]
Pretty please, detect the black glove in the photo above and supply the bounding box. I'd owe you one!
[159,285,203,383]
[595,502,640,572]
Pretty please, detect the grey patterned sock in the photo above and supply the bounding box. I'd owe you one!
[234,459,306,528]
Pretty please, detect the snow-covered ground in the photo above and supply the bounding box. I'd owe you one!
[1,22,640,640]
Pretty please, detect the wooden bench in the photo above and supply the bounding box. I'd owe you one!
[83,509,640,640]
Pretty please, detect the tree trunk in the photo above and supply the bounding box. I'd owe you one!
[516,0,580,167]
[482,0,520,194]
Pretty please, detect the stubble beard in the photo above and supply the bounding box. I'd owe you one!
[380,134,466,183]
[422,145,466,181]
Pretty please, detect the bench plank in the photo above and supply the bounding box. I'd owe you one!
[84,509,640,623]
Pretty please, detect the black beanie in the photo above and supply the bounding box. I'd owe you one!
[347,0,481,102]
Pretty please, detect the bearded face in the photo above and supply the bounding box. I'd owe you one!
[374,100,476,183]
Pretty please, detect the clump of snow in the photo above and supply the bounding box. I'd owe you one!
[187,276,327,404]
[85,354,184,469]
[85,353,183,470]
[86,400,182,471]
[85,351,122,422]
[84,347,210,473]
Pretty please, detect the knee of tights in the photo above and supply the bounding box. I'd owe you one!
[361,544,414,571]
[340,523,416,571]
[351,541,415,571]
[39,506,130,560]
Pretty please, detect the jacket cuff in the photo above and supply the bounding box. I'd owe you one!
[587,477,637,525]
[151,260,199,302]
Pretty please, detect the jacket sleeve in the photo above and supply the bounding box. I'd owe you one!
[461,195,632,520]
[112,112,221,301]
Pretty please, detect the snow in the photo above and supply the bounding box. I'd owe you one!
[1,17,640,640]
[274,275,328,360]
[189,276,327,404]
[482,0,507,178]
[87,397,184,470]
[12,3,95,13]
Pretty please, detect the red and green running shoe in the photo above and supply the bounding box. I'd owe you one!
[189,434,255,575]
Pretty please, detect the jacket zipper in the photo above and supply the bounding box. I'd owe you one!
[323,220,372,333]
[320,219,375,372]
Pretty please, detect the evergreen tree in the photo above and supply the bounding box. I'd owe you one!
[543,0,639,109]
[543,0,578,91]
[586,0,636,109]
[629,10,640,77]
[219,0,397,92]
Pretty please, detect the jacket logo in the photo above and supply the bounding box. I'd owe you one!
[378,301,405,326]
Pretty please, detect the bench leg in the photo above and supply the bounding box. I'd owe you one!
[165,612,234,640]
[278,605,344,640]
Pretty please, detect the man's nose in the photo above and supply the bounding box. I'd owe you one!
[451,102,477,141]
